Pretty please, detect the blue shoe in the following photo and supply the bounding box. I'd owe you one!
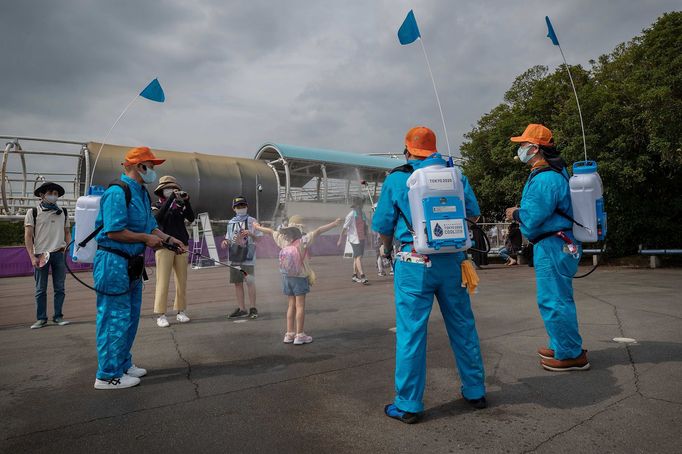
[384,403,421,424]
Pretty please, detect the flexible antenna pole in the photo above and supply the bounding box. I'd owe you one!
[418,37,452,157]
[89,94,139,184]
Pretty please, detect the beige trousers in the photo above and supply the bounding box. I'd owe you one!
[154,249,188,314]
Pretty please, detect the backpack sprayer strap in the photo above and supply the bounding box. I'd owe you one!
[78,225,103,248]
[529,229,579,258]
[529,229,570,245]
[97,245,148,281]
[396,206,415,235]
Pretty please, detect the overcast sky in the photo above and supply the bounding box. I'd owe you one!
[1,0,678,158]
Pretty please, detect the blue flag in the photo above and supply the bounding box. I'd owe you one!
[139,78,165,102]
[398,10,420,45]
[545,16,560,46]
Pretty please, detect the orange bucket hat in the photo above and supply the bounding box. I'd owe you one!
[405,126,437,157]
[122,146,165,166]
[510,124,554,146]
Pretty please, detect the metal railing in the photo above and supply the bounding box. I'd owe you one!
[476,222,525,253]
[0,136,90,216]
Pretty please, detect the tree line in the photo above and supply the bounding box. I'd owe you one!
[461,12,682,256]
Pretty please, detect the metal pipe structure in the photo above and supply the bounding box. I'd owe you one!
[89,143,280,221]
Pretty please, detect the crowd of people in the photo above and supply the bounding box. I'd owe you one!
[23,123,589,424]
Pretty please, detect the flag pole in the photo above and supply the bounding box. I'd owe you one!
[547,17,587,162]
[418,37,452,158]
[557,45,587,161]
[89,94,139,184]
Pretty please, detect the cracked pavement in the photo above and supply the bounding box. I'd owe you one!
[1,257,680,453]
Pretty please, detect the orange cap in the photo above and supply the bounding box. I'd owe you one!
[405,126,437,157]
[122,146,165,166]
[510,124,554,146]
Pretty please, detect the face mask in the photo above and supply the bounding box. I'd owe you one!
[44,195,58,204]
[235,208,248,216]
[517,144,536,163]
[139,166,157,184]
[163,189,174,198]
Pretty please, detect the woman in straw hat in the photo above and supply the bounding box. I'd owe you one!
[152,176,195,327]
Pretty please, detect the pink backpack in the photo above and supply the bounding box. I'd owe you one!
[279,239,304,276]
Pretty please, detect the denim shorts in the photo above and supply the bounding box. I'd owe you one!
[281,275,310,296]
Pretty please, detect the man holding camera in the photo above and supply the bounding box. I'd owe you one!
[152,175,195,327]
[221,196,262,319]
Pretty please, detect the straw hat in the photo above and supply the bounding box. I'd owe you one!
[154,175,181,196]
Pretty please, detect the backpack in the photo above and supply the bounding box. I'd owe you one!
[76,179,149,249]
[279,239,304,276]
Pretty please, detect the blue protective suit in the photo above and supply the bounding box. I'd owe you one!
[94,174,157,380]
[513,166,584,360]
[372,153,485,413]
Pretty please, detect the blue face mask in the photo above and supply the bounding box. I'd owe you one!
[139,166,157,185]
[517,144,536,163]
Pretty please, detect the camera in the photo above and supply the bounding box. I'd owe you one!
[177,191,188,198]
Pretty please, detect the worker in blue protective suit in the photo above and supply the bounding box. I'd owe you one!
[373,126,486,424]
[93,146,186,390]
[505,124,590,372]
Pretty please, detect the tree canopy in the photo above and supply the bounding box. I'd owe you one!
[461,12,682,256]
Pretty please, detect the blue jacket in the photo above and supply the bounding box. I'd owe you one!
[95,174,158,256]
[372,153,480,245]
[514,166,573,241]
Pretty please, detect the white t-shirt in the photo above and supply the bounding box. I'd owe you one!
[24,205,69,255]
[343,209,368,244]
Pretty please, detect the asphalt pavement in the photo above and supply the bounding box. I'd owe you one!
[0,257,680,453]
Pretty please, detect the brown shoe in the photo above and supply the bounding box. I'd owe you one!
[541,351,590,372]
[538,348,587,360]
[537,347,555,360]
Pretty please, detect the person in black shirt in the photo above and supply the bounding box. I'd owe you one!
[152,176,195,327]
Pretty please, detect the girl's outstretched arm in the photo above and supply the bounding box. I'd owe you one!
[311,218,342,237]
[253,222,276,236]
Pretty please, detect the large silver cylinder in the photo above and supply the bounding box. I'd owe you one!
[89,142,279,221]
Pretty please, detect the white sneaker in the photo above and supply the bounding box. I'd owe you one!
[176,311,190,323]
[156,314,170,328]
[94,374,140,390]
[293,333,313,345]
[126,365,147,378]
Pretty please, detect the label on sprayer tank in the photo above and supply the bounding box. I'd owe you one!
[429,219,466,240]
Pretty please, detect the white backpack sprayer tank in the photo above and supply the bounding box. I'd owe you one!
[72,186,105,263]
[569,161,607,243]
[406,165,471,254]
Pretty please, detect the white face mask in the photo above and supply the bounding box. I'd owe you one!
[235,208,248,216]
[517,144,537,163]
[163,189,174,198]
[44,195,58,204]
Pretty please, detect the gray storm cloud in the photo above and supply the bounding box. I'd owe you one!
[1,0,678,157]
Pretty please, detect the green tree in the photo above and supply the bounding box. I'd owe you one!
[461,12,682,256]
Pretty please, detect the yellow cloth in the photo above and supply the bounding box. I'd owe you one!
[461,259,480,295]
